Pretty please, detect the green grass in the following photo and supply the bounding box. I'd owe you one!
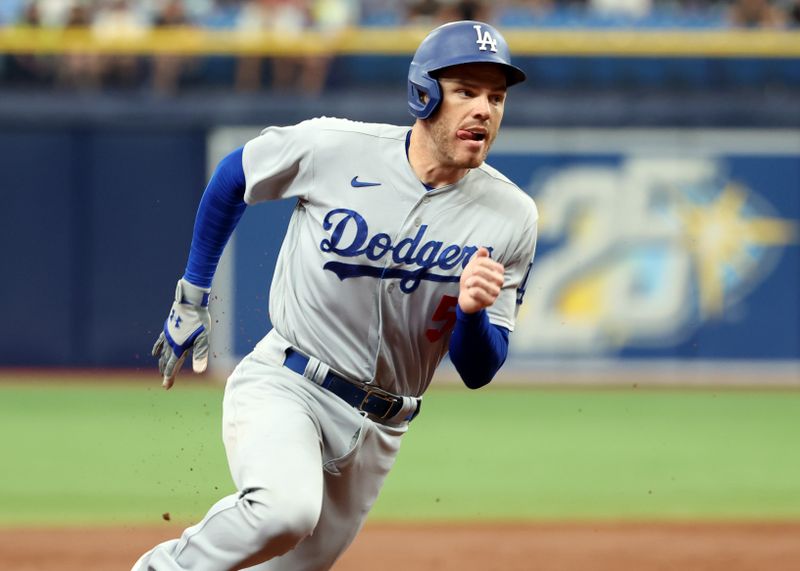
[0,380,798,526]
[378,388,800,521]
[0,381,231,526]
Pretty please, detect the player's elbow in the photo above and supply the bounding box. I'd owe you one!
[456,363,500,390]
[462,375,493,390]
[453,343,508,390]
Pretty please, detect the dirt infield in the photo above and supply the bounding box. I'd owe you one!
[1,521,799,570]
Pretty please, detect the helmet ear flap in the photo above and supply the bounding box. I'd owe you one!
[408,67,442,119]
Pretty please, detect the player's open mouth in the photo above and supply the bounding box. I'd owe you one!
[457,129,487,142]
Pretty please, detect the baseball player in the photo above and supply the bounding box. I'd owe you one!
[134,19,537,571]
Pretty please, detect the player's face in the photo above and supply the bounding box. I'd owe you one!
[428,64,507,169]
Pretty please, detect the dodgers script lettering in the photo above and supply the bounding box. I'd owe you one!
[319,208,484,293]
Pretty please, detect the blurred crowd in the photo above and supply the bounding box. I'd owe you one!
[1,0,798,95]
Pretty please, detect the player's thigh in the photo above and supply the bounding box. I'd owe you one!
[222,354,323,494]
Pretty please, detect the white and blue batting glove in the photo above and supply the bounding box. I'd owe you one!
[151,278,211,389]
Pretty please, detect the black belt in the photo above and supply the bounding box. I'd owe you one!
[284,349,421,423]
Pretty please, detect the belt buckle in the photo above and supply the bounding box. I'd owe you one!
[359,387,396,420]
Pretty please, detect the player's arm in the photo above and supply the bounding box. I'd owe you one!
[449,247,509,389]
[183,146,247,288]
[152,147,248,388]
[449,310,510,390]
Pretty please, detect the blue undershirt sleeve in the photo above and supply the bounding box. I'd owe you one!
[183,146,247,289]
[448,306,510,389]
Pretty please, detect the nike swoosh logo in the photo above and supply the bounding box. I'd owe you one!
[351,176,382,188]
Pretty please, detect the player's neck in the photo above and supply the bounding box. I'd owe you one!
[408,125,470,189]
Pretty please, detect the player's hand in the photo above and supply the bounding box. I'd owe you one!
[151,278,211,389]
[458,247,505,314]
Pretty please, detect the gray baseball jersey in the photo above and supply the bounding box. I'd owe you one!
[243,117,538,397]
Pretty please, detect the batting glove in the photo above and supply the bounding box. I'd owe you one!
[151,278,211,389]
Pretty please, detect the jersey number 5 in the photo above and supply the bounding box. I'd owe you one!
[425,295,458,342]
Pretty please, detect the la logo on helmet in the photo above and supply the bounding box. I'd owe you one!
[473,24,498,53]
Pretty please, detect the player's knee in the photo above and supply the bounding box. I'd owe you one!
[272,499,320,546]
[242,489,320,555]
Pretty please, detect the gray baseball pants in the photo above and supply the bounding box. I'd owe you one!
[133,332,407,570]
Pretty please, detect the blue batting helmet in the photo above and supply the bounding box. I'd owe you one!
[408,20,527,119]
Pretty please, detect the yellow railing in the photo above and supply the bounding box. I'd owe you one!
[0,27,799,58]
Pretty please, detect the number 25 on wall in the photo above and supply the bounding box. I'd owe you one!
[426,295,458,342]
